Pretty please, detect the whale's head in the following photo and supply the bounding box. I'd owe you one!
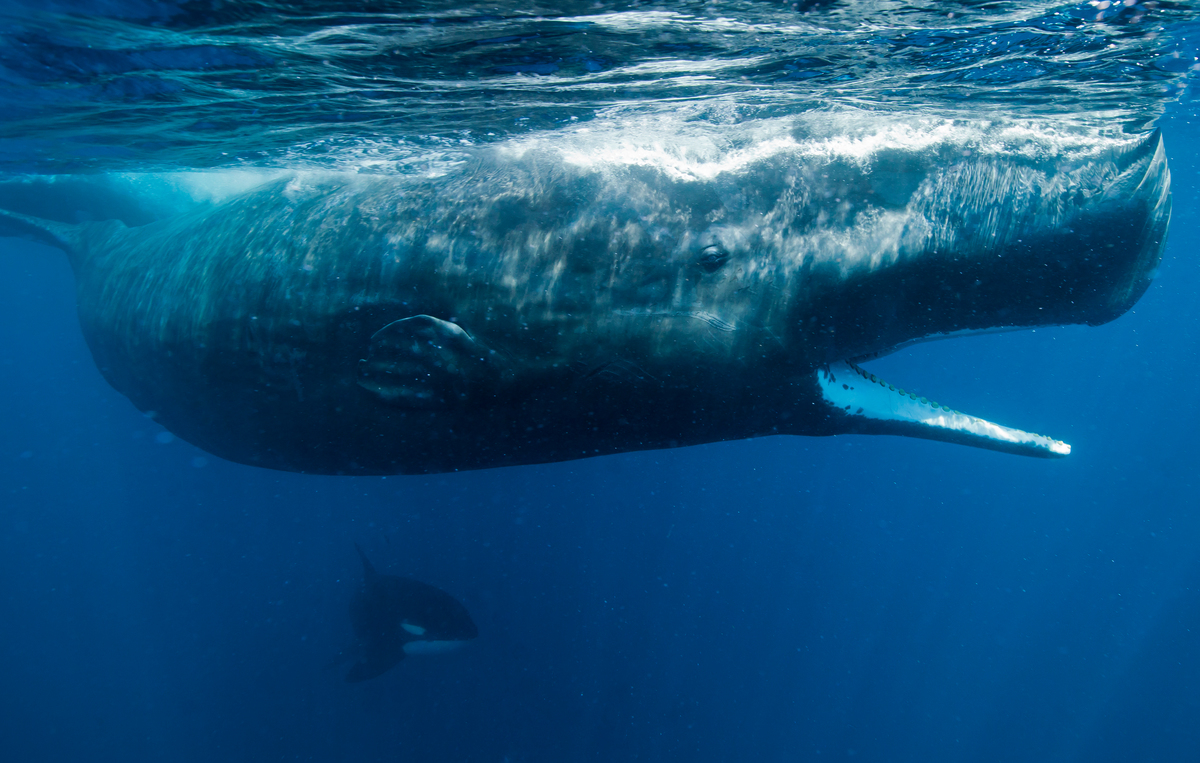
[418,126,1170,459]
[677,127,1168,457]
[454,127,1166,368]
[783,129,1170,365]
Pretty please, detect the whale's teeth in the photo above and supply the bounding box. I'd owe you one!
[818,360,1070,458]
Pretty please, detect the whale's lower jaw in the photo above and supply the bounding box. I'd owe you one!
[818,361,1071,459]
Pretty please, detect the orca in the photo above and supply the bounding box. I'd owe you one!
[343,544,477,683]
[0,121,1171,473]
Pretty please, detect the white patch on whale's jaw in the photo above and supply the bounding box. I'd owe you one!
[819,361,1071,458]
[402,639,468,655]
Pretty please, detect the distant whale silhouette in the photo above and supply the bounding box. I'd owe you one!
[0,124,1170,473]
[341,544,477,683]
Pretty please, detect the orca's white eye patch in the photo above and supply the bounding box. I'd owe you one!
[401,621,427,636]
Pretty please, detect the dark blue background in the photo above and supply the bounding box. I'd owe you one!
[3,112,1199,762]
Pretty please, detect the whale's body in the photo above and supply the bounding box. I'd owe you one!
[3,125,1171,474]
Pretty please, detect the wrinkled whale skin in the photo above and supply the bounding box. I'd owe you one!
[29,129,1170,474]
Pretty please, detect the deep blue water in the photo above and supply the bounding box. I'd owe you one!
[4,2,1200,762]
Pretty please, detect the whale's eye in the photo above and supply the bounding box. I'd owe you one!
[695,246,730,274]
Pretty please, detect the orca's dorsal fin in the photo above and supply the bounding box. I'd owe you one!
[354,543,377,580]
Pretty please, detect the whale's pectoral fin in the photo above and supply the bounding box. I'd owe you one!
[358,315,496,409]
[818,361,1071,458]
[575,358,660,391]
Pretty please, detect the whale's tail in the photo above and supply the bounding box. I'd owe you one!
[0,208,79,254]
[0,207,128,271]
[0,172,206,266]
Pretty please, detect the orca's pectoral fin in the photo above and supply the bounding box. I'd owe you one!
[345,650,406,683]
[324,648,356,673]
[818,361,1071,458]
[357,315,497,408]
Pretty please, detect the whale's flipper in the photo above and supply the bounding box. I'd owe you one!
[357,315,498,409]
[818,361,1071,458]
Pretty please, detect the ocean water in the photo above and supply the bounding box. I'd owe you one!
[2,2,1200,761]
